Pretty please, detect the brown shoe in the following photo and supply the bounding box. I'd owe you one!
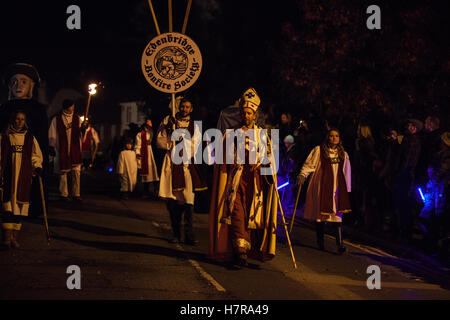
[2,229,12,249]
[11,230,20,248]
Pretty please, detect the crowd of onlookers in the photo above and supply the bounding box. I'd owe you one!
[274,109,449,257]
[102,102,449,258]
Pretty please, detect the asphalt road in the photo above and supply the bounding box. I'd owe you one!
[1,170,449,300]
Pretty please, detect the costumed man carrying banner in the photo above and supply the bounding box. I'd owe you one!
[157,98,207,245]
[209,88,278,268]
[48,99,83,202]
[1,110,43,249]
[0,63,49,217]
[135,118,159,198]
[81,117,100,170]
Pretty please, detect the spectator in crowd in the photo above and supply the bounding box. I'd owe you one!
[417,116,442,186]
[278,112,294,141]
[417,166,446,253]
[378,128,402,235]
[353,124,379,230]
[394,119,423,243]
[278,135,296,208]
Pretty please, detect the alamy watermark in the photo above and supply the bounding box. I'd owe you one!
[169,123,279,176]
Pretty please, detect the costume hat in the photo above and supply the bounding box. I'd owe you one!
[240,87,260,113]
[5,63,41,85]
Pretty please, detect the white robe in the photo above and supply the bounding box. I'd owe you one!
[300,146,351,222]
[156,115,200,205]
[135,130,159,182]
[82,126,100,155]
[0,131,43,216]
[116,149,138,192]
[48,112,82,173]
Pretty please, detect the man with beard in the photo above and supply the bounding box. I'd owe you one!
[209,88,278,268]
[0,63,49,217]
[156,98,206,245]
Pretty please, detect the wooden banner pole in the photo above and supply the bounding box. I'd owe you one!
[168,0,173,32]
[148,0,161,35]
[181,0,193,34]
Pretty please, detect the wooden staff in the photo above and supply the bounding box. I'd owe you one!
[84,93,92,121]
[38,176,50,244]
[274,182,298,269]
[182,0,193,34]
[288,184,302,233]
[148,0,161,35]
[266,136,297,269]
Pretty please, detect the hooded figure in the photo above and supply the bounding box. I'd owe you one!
[209,88,278,267]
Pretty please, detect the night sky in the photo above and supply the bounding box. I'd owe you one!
[1,1,449,125]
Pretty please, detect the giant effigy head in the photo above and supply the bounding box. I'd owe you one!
[5,63,40,100]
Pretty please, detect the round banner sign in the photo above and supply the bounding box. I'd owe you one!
[141,32,202,94]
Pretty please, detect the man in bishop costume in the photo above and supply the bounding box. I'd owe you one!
[209,88,278,267]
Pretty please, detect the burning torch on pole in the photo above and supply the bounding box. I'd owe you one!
[84,83,98,122]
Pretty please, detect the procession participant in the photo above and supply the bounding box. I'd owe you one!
[48,99,83,202]
[1,111,43,249]
[135,118,159,198]
[116,138,138,200]
[209,88,278,267]
[0,63,49,217]
[156,98,207,245]
[81,117,100,170]
[296,128,351,254]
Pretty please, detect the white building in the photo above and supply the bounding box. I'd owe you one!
[119,101,146,136]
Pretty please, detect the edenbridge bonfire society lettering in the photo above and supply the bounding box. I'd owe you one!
[141,32,202,94]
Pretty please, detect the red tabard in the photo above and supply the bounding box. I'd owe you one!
[82,129,92,152]
[319,146,351,214]
[140,130,150,175]
[56,113,81,172]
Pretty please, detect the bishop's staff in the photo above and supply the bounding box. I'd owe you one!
[266,135,297,269]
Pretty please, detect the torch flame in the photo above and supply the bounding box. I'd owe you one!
[88,83,98,95]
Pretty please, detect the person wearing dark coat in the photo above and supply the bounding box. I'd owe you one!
[394,119,423,242]
[0,63,49,217]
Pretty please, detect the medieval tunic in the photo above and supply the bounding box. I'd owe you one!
[0,129,43,216]
[48,112,82,197]
[299,146,351,222]
[116,149,138,192]
[81,126,100,160]
[135,128,159,183]
[209,126,278,262]
[157,114,204,205]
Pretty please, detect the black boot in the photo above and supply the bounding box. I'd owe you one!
[184,205,198,246]
[167,200,181,243]
[316,222,325,250]
[335,223,346,254]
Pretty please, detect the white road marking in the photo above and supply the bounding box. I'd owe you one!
[174,243,226,292]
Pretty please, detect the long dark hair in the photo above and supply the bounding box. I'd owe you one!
[321,128,346,161]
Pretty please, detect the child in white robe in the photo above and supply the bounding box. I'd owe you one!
[116,138,138,199]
